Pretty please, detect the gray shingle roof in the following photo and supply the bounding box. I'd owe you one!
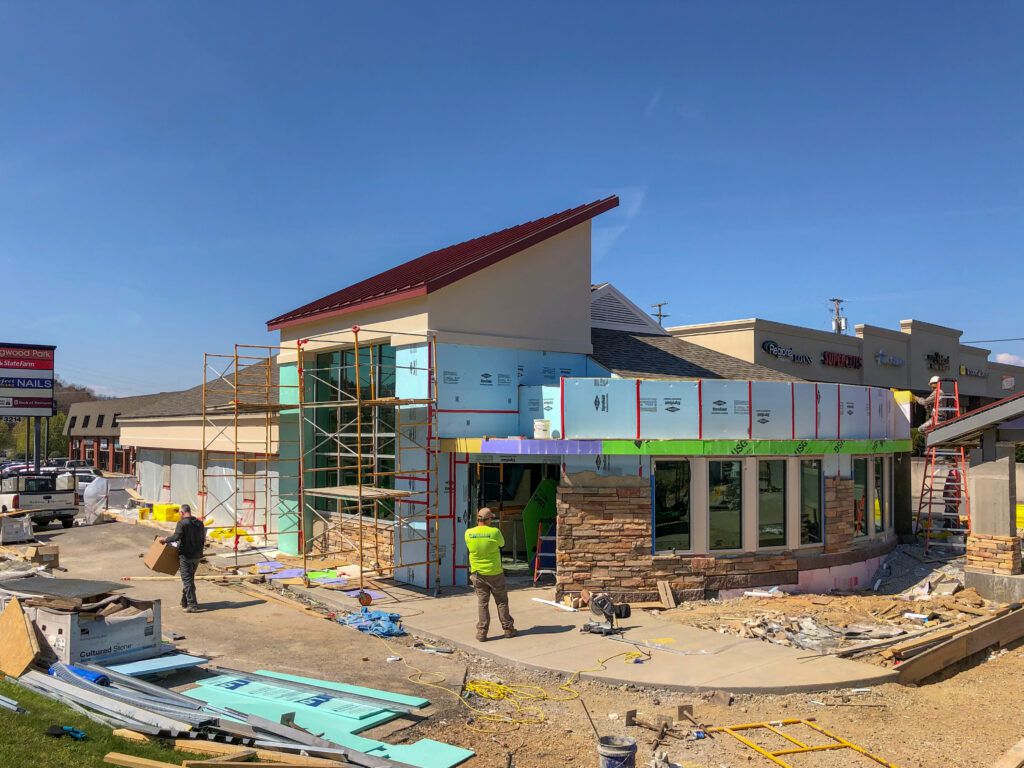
[590,328,801,382]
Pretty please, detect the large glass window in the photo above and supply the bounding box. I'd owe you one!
[309,345,397,519]
[853,457,868,537]
[800,459,823,545]
[708,460,742,550]
[873,457,886,534]
[758,459,786,548]
[653,461,691,552]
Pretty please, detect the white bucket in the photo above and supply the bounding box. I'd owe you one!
[533,419,551,439]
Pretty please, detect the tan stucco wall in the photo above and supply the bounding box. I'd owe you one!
[119,415,277,453]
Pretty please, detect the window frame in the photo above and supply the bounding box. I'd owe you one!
[852,456,869,538]
[798,458,825,547]
[872,456,887,535]
[707,458,744,552]
[756,458,787,550]
[82,415,91,429]
[651,458,694,554]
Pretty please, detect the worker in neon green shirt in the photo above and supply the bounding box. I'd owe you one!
[465,507,516,641]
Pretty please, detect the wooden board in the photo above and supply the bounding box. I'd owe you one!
[898,607,1024,683]
[991,737,1024,768]
[103,754,180,768]
[181,750,257,765]
[657,581,677,609]
[112,731,344,766]
[0,598,37,677]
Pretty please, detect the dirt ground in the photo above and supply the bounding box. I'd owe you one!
[20,523,1024,768]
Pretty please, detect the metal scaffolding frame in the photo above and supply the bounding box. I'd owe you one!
[200,326,446,593]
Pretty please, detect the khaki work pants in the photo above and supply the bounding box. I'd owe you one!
[471,571,514,633]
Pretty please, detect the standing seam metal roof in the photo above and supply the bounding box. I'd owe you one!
[265,196,620,330]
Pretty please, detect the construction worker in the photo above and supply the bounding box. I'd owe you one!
[914,376,941,427]
[158,504,207,613]
[465,507,516,641]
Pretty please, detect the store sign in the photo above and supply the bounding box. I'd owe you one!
[925,352,951,371]
[761,340,812,364]
[874,349,905,367]
[1003,375,1016,391]
[821,350,862,369]
[0,343,56,417]
[959,364,987,378]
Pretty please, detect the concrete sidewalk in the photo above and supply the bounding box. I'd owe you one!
[394,585,898,694]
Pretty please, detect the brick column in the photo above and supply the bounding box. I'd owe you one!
[966,533,1023,575]
[824,477,855,554]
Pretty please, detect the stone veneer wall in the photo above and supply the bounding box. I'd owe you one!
[966,533,1023,575]
[555,471,874,603]
[315,515,394,571]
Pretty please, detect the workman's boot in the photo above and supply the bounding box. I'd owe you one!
[476,631,488,642]
[503,628,517,638]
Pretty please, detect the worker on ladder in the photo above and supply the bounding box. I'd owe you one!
[914,375,941,427]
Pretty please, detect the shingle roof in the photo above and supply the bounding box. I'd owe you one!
[590,328,802,382]
[66,394,171,437]
[266,196,620,330]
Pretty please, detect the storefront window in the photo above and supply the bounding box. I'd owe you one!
[853,458,868,537]
[873,457,886,534]
[709,460,742,550]
[800,460,823,545]
[653,460,691,552]
[758,459,786,548]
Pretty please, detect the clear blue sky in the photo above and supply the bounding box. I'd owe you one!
[1,2,1021,396]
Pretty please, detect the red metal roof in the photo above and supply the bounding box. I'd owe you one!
[266,196,619,330]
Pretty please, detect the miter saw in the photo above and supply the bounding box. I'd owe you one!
[580,591,631,636]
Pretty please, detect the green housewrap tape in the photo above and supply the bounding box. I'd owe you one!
[601,439,912,456]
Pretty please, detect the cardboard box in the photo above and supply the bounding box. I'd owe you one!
[29,598,162,665]
[143,538,180,575]
[21,544,59,569]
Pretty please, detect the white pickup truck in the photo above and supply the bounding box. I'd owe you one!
[0,474,79,529]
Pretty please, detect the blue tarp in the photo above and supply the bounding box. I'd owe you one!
[338,607,406,637]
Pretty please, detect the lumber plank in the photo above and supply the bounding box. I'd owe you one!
[114,730,346,767]
[898,607,1024,683]
[181,751,258,765]
[657,581,676,609]
[0,598,38,677]
[103,753,180,768]
[885,612,999,659]
[991,736,1024,768]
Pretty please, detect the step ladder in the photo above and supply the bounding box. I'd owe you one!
[915,378,971,554]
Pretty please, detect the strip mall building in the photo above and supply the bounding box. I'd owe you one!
[262,197,912,601]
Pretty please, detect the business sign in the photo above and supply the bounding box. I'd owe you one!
[874,349,905,367]
[821,350,862,369]
[925,352,951,371]
[761,339,812,364]
[959,364,987,378]
[1003,375,1016,391]
[0,343,56,417]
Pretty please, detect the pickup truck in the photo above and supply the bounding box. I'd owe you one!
[0,474,79,529]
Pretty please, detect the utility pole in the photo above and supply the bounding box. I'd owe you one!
[829,297,847,335]
[651,302,670,327]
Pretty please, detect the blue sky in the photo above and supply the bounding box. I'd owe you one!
[1,2,1021,396]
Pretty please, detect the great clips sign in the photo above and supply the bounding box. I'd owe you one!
[0,344,56,417]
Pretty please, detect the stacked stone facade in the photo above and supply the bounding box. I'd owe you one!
[556,473,800,602]
[966,533,1023,575]
[319,516,395,571]
[823,477,855,553]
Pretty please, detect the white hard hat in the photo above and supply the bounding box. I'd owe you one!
[929,376,940,386]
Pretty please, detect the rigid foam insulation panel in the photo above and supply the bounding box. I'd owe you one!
[816,383,840,440]
[564,454,649,478]
[700,380,751,439]
[793,383,818,439]
[562,378,638,439]
[516,349,589,386]
[750,381,794,440]
[892,390,912,440]
[396,343,430,400]
[638,380,699,440]
[840,385,870,439]
[518,386,562,438]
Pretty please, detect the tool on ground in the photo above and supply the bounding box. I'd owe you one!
[581,593,631,636]
[708,718,897,767]
[915,378,971,554]
[624,710,685,742]
[579,697,601,739]
[46,724,86,741]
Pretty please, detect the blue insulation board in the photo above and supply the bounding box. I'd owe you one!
[562,378,637,439]
[255,669,429,708]
[518,385,561,437]
[105,653,207,677]
[185,675,472,768]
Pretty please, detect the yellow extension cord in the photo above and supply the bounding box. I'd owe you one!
[374,634,651,734]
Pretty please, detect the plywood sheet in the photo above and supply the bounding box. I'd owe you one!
[0,598,37,677]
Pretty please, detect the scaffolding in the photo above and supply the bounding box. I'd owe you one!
[200,326,447,593]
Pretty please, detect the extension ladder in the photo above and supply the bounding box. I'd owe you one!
[915,379,971,554]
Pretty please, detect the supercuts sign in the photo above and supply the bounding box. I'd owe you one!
[0,343,56,417]
[821,350,862,369]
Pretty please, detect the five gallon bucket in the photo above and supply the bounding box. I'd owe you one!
[533,418,552,439]
[597,735,637,768]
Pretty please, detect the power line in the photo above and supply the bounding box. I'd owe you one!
[962,337,1024,343]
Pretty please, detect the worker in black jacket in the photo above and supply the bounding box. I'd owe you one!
[159,504,207,613]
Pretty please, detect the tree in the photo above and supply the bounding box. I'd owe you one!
[10,413,68,459]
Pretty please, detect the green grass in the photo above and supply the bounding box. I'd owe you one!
[0,678,209,768]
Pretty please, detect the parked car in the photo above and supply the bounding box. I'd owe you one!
[60,469,103,496]
[0,474,78,529]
